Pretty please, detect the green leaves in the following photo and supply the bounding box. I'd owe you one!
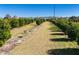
[0,19,11,46]
[10,17,34,28]
[0,17,34,46]
[35,18,45,25]
[51,19,79,41]
[10,18,19,28]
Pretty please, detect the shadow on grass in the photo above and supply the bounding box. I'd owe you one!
[50,30,62,32]
[47,48,79,55]
[50,38,74,42]
[50,33,64,35]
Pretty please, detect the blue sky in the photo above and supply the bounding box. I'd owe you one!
[0,4,79,17]
[55,4,79,17]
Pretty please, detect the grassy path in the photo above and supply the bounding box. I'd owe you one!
[47,22,78,55]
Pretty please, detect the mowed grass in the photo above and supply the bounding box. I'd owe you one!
[48,22,78,55]
[49,23,62,32]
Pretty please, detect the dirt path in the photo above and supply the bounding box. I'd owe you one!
[10,21,53,55]
[4,21,77,55]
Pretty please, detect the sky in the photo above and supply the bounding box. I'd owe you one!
[0,4,79,17]
[55,4,79,17]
